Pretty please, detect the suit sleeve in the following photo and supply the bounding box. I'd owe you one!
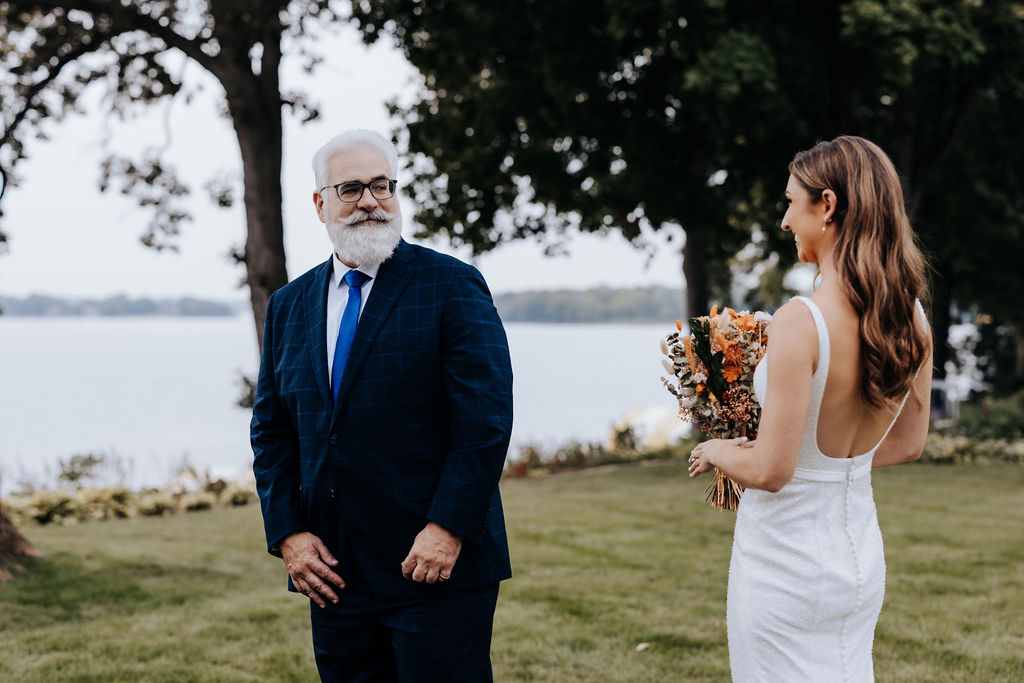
[250,294,304,556]
[427,265,514,543]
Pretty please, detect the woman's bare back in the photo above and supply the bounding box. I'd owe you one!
[809,287,911,459]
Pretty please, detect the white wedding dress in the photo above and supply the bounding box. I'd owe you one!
[727,296,920,682]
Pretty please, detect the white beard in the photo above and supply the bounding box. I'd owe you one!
[325,208,403,267]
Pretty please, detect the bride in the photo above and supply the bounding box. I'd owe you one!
[687,135,933,682]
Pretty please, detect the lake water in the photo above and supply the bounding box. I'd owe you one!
[0,316,679,494]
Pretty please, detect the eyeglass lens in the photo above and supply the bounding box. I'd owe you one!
[336,179,395,202]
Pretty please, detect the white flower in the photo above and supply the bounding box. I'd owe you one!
[754,311,772,323]
[717,309,732,334]
[692,371,707,383]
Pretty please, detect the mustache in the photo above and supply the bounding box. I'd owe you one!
[339,209,394,227]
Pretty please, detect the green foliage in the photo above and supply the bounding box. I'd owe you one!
[609,425,640,455]
[178,492,216,512]
[3,463,1022,680]
[504,436,698,479]
[354,0,1024,383]
[137,492,177,517]
[3,483,253,527]
[56,454,106,487]
[966,319,1024,398]
[228,489,255,507]
[353,0,811,317]
[920,434,1024,465]
[0,0,342,346]
[948,391,1024,441]
[5,487,134,526]
[688,318,725,400]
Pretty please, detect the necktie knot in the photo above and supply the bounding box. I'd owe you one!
[345,269,370,289]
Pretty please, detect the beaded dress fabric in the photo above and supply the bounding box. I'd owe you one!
[726,296,919,682]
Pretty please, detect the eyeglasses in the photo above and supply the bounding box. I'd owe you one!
[321,178,397,203]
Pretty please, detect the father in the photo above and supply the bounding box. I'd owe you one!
[251,129,514,681]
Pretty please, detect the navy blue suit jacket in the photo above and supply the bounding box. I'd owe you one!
[251,240,514,599]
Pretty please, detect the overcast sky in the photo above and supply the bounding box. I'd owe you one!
[0,24,689,301]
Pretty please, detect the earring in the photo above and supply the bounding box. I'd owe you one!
[821,224,827,232]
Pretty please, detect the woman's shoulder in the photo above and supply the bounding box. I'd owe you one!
[772,297,818,329]
[766,298,818,346]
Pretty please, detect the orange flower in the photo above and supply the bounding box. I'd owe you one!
[695,383,705,395]
[710,305,718,317]
[682,336,697,372]
[723,364,743,383]
[676,318,683,331]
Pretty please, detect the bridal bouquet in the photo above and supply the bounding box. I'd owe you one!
[660,306,771,510]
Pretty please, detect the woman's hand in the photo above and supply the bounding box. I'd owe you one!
[688,437,752,478]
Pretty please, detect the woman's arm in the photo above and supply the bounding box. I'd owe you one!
[688,301,817,492]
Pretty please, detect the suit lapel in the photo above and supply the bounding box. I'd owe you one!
[332,240,417,418]
[304,257,335,408]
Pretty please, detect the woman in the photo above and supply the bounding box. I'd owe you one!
[687,136,932,681]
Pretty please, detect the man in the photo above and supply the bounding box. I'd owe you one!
[251,129,514,682]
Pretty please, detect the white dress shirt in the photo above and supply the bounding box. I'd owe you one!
[326,253,381,381]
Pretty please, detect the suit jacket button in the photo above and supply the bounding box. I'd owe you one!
[328,434,338,445]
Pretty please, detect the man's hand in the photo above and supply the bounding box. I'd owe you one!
[400,522,462,584]
[280,531,345,608]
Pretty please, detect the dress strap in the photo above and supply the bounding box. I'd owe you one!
[790,296,830,394]
[914,298,926,325]
[790,296,831,446]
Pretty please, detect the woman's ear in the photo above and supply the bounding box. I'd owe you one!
[821,188,838,223]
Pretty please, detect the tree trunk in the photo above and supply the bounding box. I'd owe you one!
[682,229,710,321]
[0,506,40,582]
[235,115,288,352]
[220,39,289,353]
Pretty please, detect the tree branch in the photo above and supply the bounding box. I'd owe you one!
[0,35,103,152]
[21,0,219,72]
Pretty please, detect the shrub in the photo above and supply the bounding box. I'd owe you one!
[77,487,134,520]
[227,488,254,507]
[137,492,177,517]
[504,436,697,479]
[920,434,1024,465]
[178,492,215,512]
[949,390,1024,440]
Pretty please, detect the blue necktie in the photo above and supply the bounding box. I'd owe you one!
[331,269,370,400]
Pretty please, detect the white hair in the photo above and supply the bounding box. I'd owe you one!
[312,129,399,191]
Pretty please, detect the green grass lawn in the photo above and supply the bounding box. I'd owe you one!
[2,461,1022,681]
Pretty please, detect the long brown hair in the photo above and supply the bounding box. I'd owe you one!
[789,135,930,408]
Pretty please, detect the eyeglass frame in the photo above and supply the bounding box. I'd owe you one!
[320,178,398,203]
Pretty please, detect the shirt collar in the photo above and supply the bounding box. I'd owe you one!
[331,253,381,288]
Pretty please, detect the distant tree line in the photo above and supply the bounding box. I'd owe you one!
[494,286,686,323]
[0,294,237,317]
